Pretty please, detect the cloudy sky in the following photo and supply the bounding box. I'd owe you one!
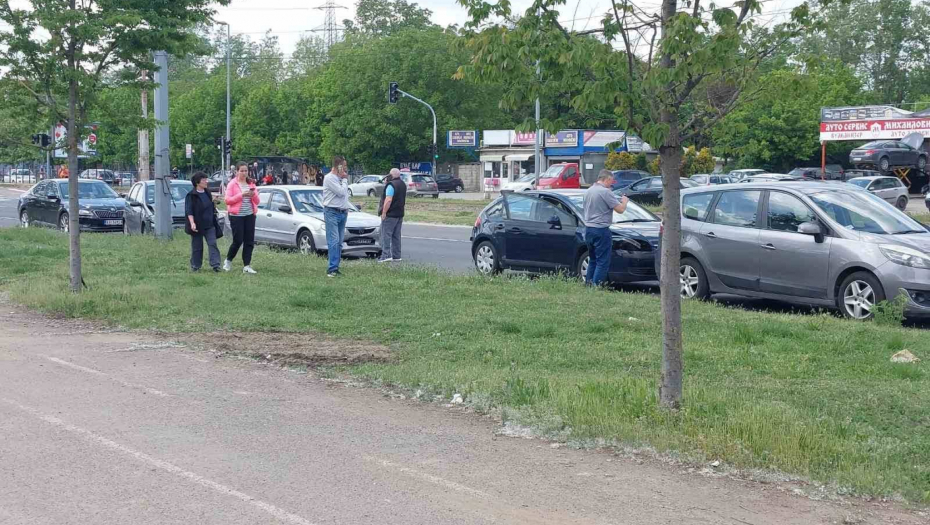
[213,0,804,55]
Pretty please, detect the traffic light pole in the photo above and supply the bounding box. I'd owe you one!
[397,89,437,176]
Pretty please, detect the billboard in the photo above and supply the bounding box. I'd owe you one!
[582,131,625,148]
[512,131,537,145]
[53,122,99,158]
[820,118,930,141]
[447,130,477,148]
[545,130,579,147]
[821,106,913,122]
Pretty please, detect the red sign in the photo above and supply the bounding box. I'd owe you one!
[88,133,97,145]
[820,119,930,141]
[512,132,537,145]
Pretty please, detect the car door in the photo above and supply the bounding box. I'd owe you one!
[263,190,299,245]
[253,189,275,243]
[501,192,546,269]
[42,181,63,225]
[535,196,580,270]
[625,179,650,202]
[895,141,914,166]
[699,190,763,291]
[26,182,47,224]
[124,183,144,233]
[756,191,832,298]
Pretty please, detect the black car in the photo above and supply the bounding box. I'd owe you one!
[435,173,465,193]
[470,189,660,283]
[18,179,127,232]
[618,177,698,205]
[611,170,652,191]
[788,167,844,180]
[79,169,119,185]
[208,171,230,194]
[850,140,927,172]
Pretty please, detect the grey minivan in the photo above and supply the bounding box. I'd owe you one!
[665,181,930,319]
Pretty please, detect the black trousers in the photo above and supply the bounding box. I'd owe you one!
[227,214,256,266]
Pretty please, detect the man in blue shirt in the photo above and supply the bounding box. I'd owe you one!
[378,168,407,262]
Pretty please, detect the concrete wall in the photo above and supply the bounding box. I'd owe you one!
[454,163,482,191]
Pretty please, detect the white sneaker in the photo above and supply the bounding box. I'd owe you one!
[222,260,232,272]
[378,257,394,263]
[393,258,402,262]
[243,266,257,275]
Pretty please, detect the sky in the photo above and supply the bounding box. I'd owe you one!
[213,0,805,55]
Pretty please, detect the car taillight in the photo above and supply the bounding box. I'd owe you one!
[865,149,876,155]
[659,221,664,236]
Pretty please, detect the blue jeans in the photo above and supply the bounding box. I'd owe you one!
[324,207,348,273]
[585,227,613,286]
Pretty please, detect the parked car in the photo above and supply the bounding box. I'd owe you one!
[502,173,538,192]
[788,167,845,180]
[116,172,136,186]
[727,169,766,180]
[850,139,927,172]
[611,170,652,191]
[348,175,385,197]
[470,189,660,282]
[208,171,230,194]
[252,186,382,258]
[79,169,118,185]
[845,169,883,180]
[123,180,216,234]
[536,163,582,190]
[402,172,439,198]
[619,176,698,205]
[846,176,909,210]
[738,174,802,183]
[435,173,465,193]
[660,181,930,319]
[690,174,734,185]
[7,169,35,183]
[18,179,126,232]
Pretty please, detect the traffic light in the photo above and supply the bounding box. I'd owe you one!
[31,134,39,145]
[214,137,223,149]
[388,82,399,104]
[31,134,51,147]
[223,138,231,158]
[431,143,438,160]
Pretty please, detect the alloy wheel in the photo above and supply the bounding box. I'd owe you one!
[454,185,463,193]
[20,210,28,228]
[579,255,590,279]
[475,245,495,274]
[843,280,875,319]
[680,265,700,298]
[880,157,890,172]
[368,189,375,197]
[298,232,314,254]
[59,213,69,233]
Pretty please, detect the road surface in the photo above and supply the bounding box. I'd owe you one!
[0,304,922,525]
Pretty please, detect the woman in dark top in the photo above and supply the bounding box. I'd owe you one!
[185,172,222,272]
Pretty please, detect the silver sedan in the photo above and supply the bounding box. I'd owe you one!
[253,186,382,257]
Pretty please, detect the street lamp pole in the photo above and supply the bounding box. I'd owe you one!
[397,89,437,176]
[218,21,231,172]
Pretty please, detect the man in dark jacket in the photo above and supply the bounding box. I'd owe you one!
[378,168,406,262]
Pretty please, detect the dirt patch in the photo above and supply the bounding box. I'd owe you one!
[172,331,393,366]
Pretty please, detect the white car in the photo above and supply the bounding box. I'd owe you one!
[253,185,382,258]
[348,175,385,197]
[502,174,538,192]
[8,169,35,183]
[847,176,909,210]
[727,168,766,181]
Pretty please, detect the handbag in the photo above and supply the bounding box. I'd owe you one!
[213,210,224,239]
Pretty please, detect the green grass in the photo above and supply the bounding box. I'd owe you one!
[1,227,929,503]
[352,196,491,226]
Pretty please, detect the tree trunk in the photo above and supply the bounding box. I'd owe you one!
[658,0,683,409]
[66,17,82,294]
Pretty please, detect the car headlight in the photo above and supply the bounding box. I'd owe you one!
[880,244,930,268]
[78,208,94,217]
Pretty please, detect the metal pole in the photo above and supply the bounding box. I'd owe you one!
[139,70,150,182]
[398,89,436,175]
[535,60,541,185]
[225,23,231,170]
[153,51,172,239]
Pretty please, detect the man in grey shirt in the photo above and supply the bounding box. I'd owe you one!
[323,156,350,277]
[582,169,629,286]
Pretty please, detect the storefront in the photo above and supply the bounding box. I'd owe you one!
[544,130,653,186]
[478,130,539,190]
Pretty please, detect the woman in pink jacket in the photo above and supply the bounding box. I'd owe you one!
[223,161,261,274]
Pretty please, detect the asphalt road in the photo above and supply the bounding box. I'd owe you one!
[1,305,921,525]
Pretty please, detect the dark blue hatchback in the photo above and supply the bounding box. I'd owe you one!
[470,189,660,283]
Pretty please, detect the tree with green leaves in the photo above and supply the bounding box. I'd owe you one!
[0,0,227,292]
[605,151,636,170]
[343,0,436,36]
[457,0,819,408]
[680,146,715,176]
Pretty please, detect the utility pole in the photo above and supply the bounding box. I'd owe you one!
[217,21,232,171]
[139,69,150,181]
[393,86,437,176]
[153,51,172,239]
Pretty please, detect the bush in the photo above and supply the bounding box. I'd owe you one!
[605,151,636,171]
[635,153,649,171]
[647,157,661,175]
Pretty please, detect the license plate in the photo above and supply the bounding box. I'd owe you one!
[852,157,861,161]
[104,219,123,226]
[347,237,374,246]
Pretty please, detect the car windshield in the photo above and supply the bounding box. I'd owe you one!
[809,190,924,234]
[145,183,192,204]
[565,194,659,223]
[542,165,564,178]
[860,141,885,149]
[681,179,699,188]
[58,181,119,199]
[847,178,872,188]
[289,190,358,213]
[412,175,433,183]
[517,174,536,182]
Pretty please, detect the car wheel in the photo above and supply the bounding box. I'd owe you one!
[896,195,908,210]
[367,189,375,197]
[839,271,885,320]
[919,156,927,170]
[59,213,69,232]
[879,157,890,172]
[576,251,590,280]
[432,194,439,199]
[347,188,353,197]
[680,256,710,300]
[297,230,316,255]
[474,241,500,275]
[20,209,29,228]
[454,184,463,193]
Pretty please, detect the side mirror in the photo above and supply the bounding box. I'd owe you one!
[684,208,700,220]
[46,193,59,201]
[798,221,825,243]
[129,200,143,207]
[119,193,127,198]
[279,205,292,214]
[547,215,562,229]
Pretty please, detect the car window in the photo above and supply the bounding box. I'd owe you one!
[537,197,576,225]
[504,193,536,221]
[564,168,577,179]
[648,178,664,189]
[712,190,761,228]
[48,182,60,197]
[620,172,643,181]
[629,179,649,191]
[767,192,816,233]
[682,193,715,221]
[691,175,707,184]
[257,190,272,210]
[128,184,139,202]
[484,198,504,219]
[33,181,47,195]
[269,191,289,212]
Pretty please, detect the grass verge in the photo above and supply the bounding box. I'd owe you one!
[351,196,491,226]
[0,227,928,503]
